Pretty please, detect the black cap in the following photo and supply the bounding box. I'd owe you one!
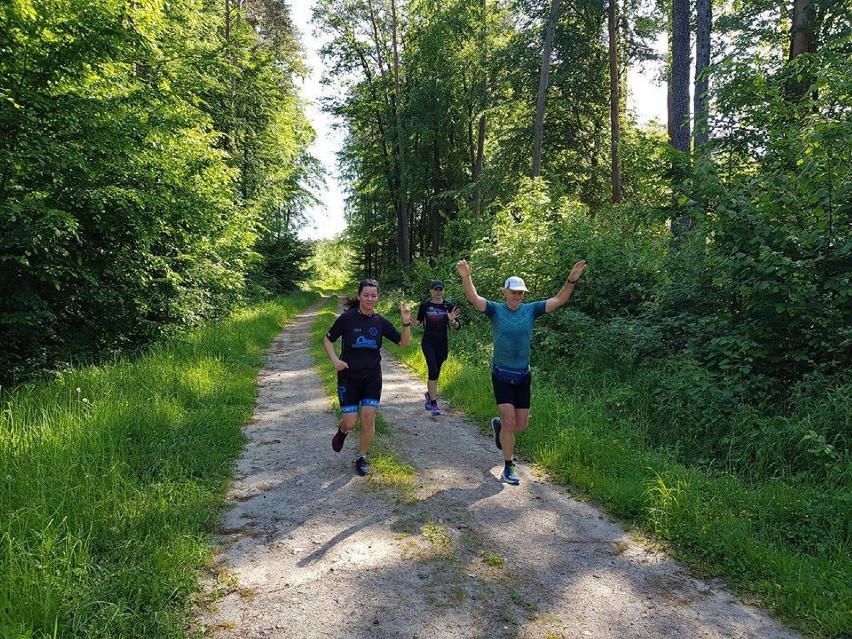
[430,280,445,289]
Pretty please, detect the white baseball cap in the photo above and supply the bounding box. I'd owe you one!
[504,276,528,291]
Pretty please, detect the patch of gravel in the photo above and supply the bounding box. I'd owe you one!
[193,300,801,639]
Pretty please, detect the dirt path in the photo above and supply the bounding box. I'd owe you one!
[194,300,801,639]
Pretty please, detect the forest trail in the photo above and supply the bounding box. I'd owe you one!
[194,300,801,639]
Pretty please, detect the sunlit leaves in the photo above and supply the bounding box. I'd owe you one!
[0,0,317,382]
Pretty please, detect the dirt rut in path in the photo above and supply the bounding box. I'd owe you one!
[194,300,801,639]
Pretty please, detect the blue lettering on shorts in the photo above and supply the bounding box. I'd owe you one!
[361,399,380,407]
[340,405,359,413]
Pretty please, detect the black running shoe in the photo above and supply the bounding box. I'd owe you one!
[491,417,502,450]
[355,455,370,476]
[331,428,348,452]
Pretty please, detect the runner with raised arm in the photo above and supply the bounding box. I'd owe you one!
[456,259,586,485]
[411,280,460,416]
[324,279,412,476]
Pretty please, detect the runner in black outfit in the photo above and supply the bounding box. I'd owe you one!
[412,280,460,416]
[324,279,412,476]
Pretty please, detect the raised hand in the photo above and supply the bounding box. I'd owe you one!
[448,307,460,323]
[456,259,472,278]
[400,301,412,325]
[569,260,587,282]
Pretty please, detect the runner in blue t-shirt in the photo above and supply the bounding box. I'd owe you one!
[324,278,412,476]
[456,259,587,485]
[411,279,461,416]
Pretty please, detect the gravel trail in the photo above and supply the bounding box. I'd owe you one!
[194,299,800,639]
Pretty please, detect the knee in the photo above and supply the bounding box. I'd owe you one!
[514,415,530,433]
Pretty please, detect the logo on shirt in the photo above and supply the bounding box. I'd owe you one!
[368,327,379,337]
[353,335,378,349]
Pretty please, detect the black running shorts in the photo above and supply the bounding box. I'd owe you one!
[491,370,532,409]
[337,373,382,413]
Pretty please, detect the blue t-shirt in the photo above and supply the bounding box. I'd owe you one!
[484,300,547,369]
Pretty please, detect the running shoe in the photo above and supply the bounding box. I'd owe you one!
[355,455,370,476]
[431,402,441,416]
[331,428,348,452]
[491,417,502,450]
[501,462,520,485]
[424,391,432,411]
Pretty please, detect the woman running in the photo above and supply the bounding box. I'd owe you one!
[411,280,461,415]
[324,279,412,476]
[456,259,586,485]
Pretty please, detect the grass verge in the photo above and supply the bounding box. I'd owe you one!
[0,292,318,638]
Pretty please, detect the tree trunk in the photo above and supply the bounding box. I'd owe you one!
[789,0,813,59]
[390,0,410,267]
[787,0,817,101]
[694,0,711,149]
[532,0,562,177]
[670,0,693,241]
[473,0,487,217]
[669,0,691,154]
[608,0,622,203]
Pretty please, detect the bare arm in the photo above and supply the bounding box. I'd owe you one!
[545,260,587,313]
[456,260,487,312]
[323,336,348,371]
[399,302,412,347]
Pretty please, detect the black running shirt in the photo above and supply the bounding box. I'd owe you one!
[417,300,455,344]
[326,308,402,378]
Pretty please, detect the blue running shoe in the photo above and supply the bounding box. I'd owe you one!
[424,392,432,411]
[501,462,520,485]
[431,402,441,416]
[491,417,502,450]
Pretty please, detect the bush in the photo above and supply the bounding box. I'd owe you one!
[251,233,314,294]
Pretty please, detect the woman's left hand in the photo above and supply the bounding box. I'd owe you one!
[448,307,460,324]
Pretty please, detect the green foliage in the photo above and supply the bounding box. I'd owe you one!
[467,178,664,319]
[0,292,318,638]
[251,232,315,294]
[0,0,318,384]
[307,238,355,292]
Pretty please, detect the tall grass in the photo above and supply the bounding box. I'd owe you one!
[0,292,318,638]
[379,296,850,638]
